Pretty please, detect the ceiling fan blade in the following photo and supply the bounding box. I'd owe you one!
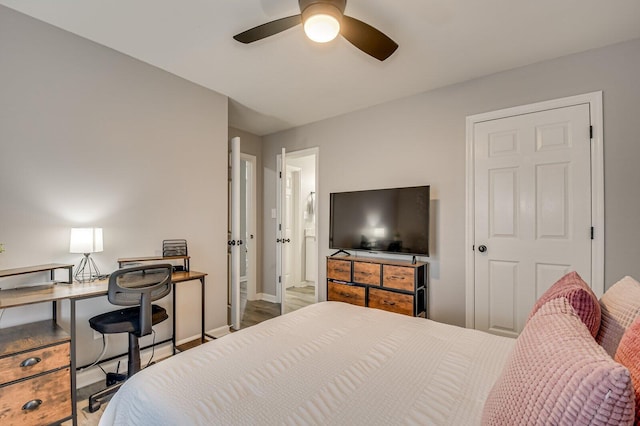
[341,15,398,61]
[233,15,302,44]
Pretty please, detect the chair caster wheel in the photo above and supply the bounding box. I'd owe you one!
[88,397,101,413]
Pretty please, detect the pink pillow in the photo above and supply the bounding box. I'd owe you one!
[615,316,640,425]
[597,276,640,357]
[528,271,601,337]
[483,297,635,425]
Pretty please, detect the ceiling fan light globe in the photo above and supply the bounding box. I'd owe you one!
[304,14,340,43]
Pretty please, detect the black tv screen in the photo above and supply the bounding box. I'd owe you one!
[330,186,430,256]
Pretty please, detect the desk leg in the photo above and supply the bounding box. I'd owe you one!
[172,287,176,354]
[201,277,216,341]
[70,299,78,426]
[201,277,205,343]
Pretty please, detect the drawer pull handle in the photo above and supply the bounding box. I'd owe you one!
[22,399,43,411]
[383,300,396,306]
[20,357,41,368]
[340,293,352,298]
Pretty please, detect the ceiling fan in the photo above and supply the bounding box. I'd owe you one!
[233,0,398,61]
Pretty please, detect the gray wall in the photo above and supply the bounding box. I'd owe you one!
[0,6,229,365]
[263,38,640,327]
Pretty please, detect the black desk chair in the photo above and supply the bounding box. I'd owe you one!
[88,264,172,412]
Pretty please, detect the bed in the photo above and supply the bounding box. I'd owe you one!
[100,273,640,425]
[100,301,515,425]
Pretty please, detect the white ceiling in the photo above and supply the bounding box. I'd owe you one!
[2,0,640,136]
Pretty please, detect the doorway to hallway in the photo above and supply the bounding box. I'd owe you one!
[277,148,319,315]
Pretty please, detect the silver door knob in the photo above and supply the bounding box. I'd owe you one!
[478,245,487,253]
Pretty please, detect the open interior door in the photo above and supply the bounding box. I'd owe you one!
[229,136,241,330]
[276,148,287,314]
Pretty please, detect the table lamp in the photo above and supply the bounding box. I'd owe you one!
[70,227,103,282]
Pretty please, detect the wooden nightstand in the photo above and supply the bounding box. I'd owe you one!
[0,320,72,425]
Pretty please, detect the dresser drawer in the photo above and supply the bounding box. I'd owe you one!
[326,256,428,318]
[327,259,352,282]
[0,343,70,385]
[0,368,71,426]
[369,288,414,316]
[353,261,380,285]
[382,265,415,292]
[328,282,365,307]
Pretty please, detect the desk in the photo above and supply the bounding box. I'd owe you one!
[118,255,190,273]
[0,269,208,425]
[0,263,73,284]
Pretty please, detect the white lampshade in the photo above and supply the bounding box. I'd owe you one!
[304,13,340,43]
[69,228,103,254]
[373,227,386,238]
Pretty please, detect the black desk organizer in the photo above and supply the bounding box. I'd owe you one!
[163,239,188,257]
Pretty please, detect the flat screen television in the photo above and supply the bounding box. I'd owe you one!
[329,185,430,256]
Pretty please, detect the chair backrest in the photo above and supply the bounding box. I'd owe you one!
[108,264,172,336]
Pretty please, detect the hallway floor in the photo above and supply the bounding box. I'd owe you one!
[239,282,316,329]
[284,285,315,314]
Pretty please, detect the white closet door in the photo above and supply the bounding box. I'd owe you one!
[474,104,592,337]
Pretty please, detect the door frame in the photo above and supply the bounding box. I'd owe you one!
[285,165,302,291]
[464,91,604,329]
[276,147,320,310]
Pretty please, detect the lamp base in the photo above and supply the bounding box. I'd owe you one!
[75,253,101,283]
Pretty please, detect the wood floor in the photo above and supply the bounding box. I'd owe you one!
[62,381,107,426]
[239,299,280,328]
[239,283,315,328]
[284,285,315,314]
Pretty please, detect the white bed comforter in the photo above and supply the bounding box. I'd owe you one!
[100,302,514,426]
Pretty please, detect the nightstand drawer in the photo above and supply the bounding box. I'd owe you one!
[327,259,352,282]
[0,343,70,385]
[383,265,415,292]
[369,288,414,316]
[0,368,71,426]
[353,262,380,285]
[328,282,366,306]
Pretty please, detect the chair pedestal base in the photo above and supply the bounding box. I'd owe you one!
[88,381,123,413]
[128,332,141,377]
[88,332,143,413]
[106,372,127,386]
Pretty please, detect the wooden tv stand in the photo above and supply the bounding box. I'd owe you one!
[326,255,428,318]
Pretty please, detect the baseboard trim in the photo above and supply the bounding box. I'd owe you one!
[76,343,173,389]
[176,326,231,346]
[176,334,200,346]
[257,293,277,303]
[77,326,231,389]
[207,325,231,339]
